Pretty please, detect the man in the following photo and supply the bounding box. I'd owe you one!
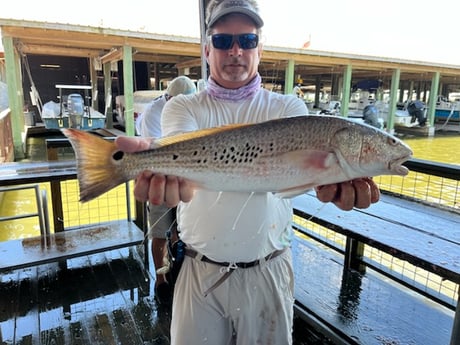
[137,76,196,305]
[116,0,379,343]
[137,76,197,137]
[293,83,304,98]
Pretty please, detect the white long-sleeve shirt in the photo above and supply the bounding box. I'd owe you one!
[137,95,167,138]
[161,87,308,262]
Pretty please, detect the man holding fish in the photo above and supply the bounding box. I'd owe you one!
[137,75,197,306]
[109,0,393,343]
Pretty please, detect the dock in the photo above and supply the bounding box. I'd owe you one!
[0,125,458,344]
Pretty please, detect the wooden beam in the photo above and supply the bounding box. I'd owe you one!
[100,48,123,64]
[175,58,202,69]
[18,44,102,58]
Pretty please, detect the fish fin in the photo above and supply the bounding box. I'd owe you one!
[280,149,337,170]
[62,129,128,202]
[273,150,337,198]
[154,123,252,147]
[274,185,315,199]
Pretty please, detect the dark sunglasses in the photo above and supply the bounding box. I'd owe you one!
[210,33,259,50]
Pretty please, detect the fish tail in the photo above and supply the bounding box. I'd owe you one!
[62,129,128,202]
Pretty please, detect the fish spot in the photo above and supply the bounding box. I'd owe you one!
[172,154,179,160]
[113,151,124,161]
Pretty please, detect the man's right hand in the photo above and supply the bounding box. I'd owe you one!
[115,136,194,207]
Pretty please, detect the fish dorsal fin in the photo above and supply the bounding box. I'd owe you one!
[152,123,252,147]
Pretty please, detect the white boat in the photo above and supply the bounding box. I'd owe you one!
[115,90,164,127]
[433,95,460,121]
[347,91,376,118]
[347,91,416,128]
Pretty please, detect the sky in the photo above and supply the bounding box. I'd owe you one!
[1,0,459,66]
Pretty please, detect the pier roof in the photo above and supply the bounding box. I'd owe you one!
[1,18,460,87]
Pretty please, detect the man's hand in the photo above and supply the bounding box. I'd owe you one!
[315,178,380,211]
[115,136,194,207]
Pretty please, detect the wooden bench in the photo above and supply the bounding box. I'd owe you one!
[291,190,460,345]
[0,160,147,272]
[0,221,145,272]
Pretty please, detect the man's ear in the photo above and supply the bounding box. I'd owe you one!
[257,44,263,61]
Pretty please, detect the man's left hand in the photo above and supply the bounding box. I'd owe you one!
[315,178,380,211]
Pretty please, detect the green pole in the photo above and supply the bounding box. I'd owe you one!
[122,45,134,136]
[103,61,113,129]
[2,35,25,159]
[284,59,295,95]
[427,71,440,137]
[387,68,401,134]
[341,64,352,117]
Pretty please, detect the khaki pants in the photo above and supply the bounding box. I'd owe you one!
[171,247,294,345]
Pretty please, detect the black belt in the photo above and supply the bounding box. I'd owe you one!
[184,247,288,297]
[184,247,287,269]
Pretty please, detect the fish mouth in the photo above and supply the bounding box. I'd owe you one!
[389,154,412,176]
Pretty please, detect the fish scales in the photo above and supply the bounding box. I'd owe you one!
[131,117,335,182]
[63,115,413,202]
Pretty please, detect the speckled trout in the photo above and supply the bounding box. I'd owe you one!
[62,115,412,202]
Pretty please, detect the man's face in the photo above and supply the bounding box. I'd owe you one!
[205,14,262,89]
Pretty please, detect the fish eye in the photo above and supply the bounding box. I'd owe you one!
[113,151,124,161]
[387,137,398,146]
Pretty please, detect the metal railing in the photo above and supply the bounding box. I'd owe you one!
[293,158,460,309]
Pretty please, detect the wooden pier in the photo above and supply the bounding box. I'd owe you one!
[0,132,458,345]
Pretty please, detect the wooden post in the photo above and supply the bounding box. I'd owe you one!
[103,61,113,129]
[46,141,65,234]
[451,287,460,345]
[340,64,352,117]
[427,71,440,137]
[386,68,401,134]
[284,59,295,95]
[344,237,365,273]
[2,35,25,159]
[122,45,135,136]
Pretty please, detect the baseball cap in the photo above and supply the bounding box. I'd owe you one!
[206,0,264,29]
[166,76,197,97]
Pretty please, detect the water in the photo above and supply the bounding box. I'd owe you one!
[403,135,459,165]
[376,134,459,209]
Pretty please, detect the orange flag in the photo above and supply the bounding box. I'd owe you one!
[301,34,311,49]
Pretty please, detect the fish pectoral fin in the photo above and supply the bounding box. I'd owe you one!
[274,185,316,199]
[280,149,337,170]
[274,150,338,199]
